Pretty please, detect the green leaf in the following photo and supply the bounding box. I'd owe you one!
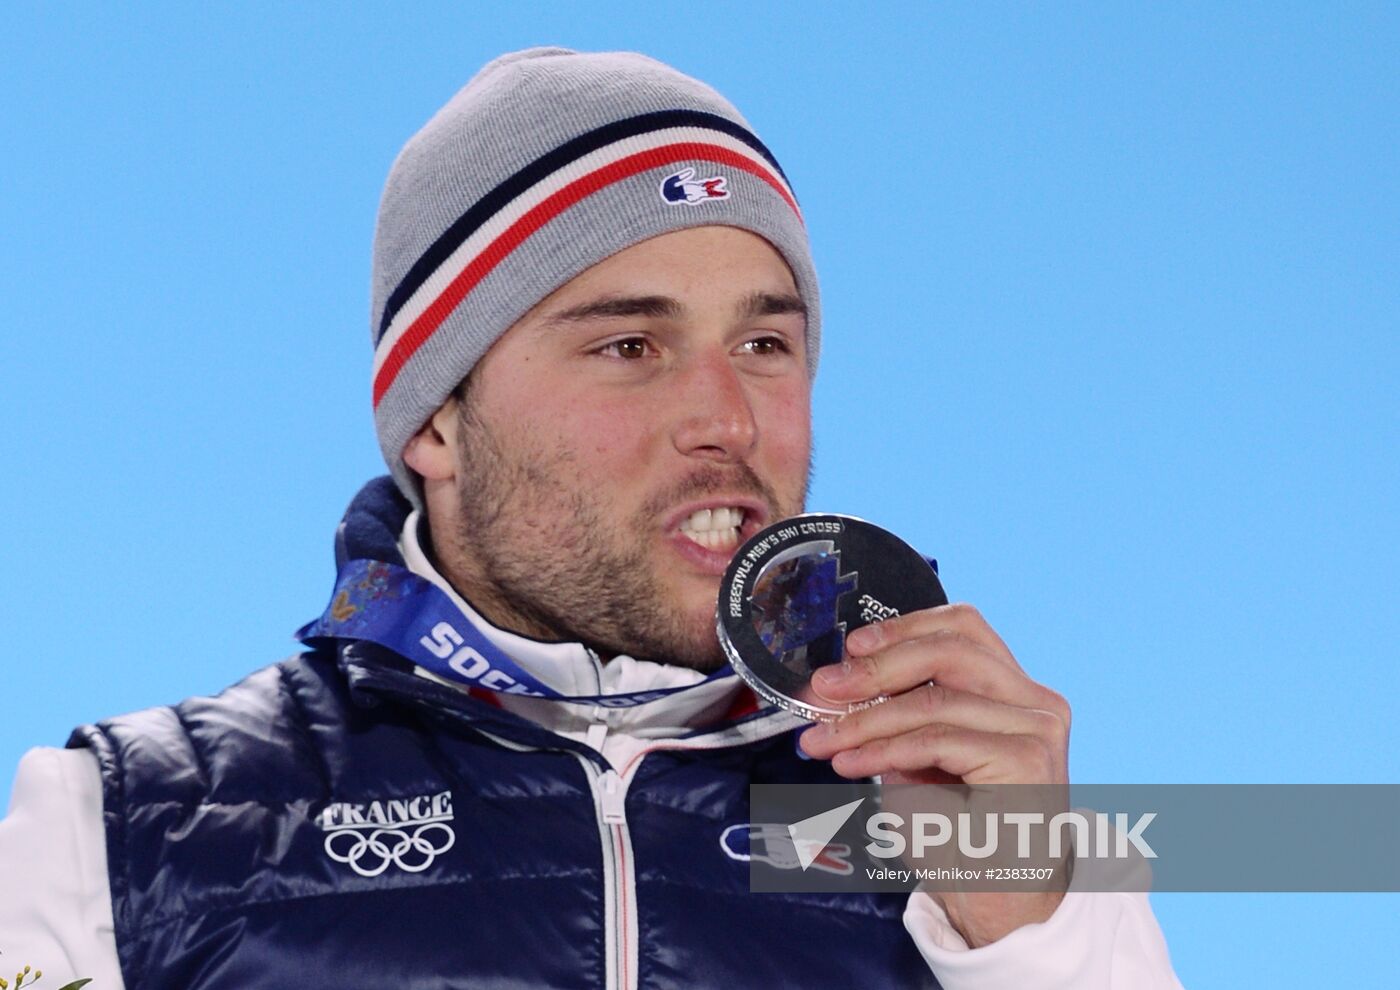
[56,981,93,990]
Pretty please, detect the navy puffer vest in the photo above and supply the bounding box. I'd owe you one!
[71,646,939,988]
[67,480,941,989]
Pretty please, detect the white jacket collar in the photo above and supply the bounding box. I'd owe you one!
[398,510,749,735]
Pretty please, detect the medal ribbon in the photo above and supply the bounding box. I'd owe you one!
[297,559,735,707]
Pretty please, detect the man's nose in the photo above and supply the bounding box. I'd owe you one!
[671,354,759,462]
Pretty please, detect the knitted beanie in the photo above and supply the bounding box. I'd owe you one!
[369,47,819,503]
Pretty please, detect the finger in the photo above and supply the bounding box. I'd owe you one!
[800,681,1064,760]
[828,724,1064,784]
[846,603,1017,669]
[812,632,1066,719]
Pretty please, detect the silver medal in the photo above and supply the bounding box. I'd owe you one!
[716,514,947,721]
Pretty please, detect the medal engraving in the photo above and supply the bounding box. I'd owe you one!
[717,514,947,721]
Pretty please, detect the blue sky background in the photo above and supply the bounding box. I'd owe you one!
[3,2,1396,985]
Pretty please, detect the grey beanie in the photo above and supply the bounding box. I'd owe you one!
[369,47,820,503]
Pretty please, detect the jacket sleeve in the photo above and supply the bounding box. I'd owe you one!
[902,888,1184,989]
[0,747,125,990]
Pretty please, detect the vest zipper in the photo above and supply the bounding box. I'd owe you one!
[393,673,799,990]
[577,716,805,990]
[580,757,638,990]
[599,768,627,824]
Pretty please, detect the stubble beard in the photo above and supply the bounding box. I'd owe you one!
[443,392,804,672]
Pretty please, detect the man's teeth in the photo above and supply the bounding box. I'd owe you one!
[679,507,746,550]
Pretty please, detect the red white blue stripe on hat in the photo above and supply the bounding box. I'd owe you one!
[372,110,800,408]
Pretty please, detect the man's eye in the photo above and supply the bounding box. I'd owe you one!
[742,336,790,356]
[601,338,650,359]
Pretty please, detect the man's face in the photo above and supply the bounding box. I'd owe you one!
[434,226,812,670]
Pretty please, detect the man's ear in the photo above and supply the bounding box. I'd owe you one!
[402,401,459,482]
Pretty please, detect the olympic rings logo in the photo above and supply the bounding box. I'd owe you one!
[323,822,456,877]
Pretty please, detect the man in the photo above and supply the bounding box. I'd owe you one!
[0,48,1181,987]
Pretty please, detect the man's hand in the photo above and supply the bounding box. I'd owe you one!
[797,603,1072,947]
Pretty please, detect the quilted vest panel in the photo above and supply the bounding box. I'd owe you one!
[70,649,940,989]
